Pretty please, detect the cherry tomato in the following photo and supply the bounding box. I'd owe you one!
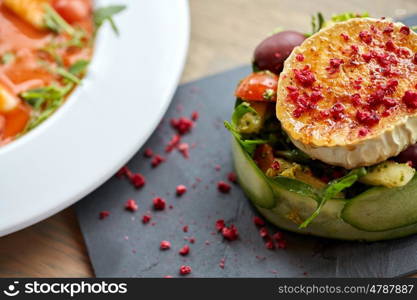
[235,72,278,102]
[53,0,91,24]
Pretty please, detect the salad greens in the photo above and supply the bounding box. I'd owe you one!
[308,12,369,36]
[44,4,75,35]
[93,5,127,35]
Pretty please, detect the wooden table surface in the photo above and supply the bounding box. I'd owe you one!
[1,0,417,278]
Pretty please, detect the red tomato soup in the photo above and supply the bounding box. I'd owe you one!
[0,0,93,145]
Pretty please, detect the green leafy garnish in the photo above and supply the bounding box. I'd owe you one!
[57,67,81,84]
[311,12,325,34]
[94,5,126,35]
[330,12,369,22]
[44,4,75,35]
[1,52,15,65]
[307,12,369,37]
[275,149,311,164]
[298,167,367,228]
[225,102,269,155]
[20,84,73,132]
[272,176,320,199]
[411,25,417,33]
[69,60,90,76]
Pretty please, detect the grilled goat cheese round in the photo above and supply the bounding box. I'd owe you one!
[276,18,417,169]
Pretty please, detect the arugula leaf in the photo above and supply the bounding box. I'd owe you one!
[224,121,268,155]
[275,149,311,163]
[1,52,15,65]
[44,4,75,35]
[20,84,73,132]
[330,12,369,22]
[299,167,366,228]
[69,60,90,76]
[411,25,417,33]
[308,12,369,37]
[94,5,126,35]
[57,67,81,84]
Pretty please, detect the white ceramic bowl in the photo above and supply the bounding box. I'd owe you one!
[0,0,190,236]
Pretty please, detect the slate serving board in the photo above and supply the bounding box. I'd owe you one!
[76,16,417,278]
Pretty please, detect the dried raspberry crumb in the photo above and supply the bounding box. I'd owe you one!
[165,134,181,152]
[116,166,131,178]
[160,241,171,250]
[277,239,287,249]
[340,33,349,41]
[171,117,194,135]
[265,239,275,250]
[259,227,269,238]
[176,184,187,196]
[178,143,190,158]
[125,199,138,212]
[153,197,166,210]
[99,211,110,220]
[164,275,173,278]
[356,110,380,127]
[144,148,153,158]
[217,181,231,193]
[358,127,370,137]
[215,164,221,171]
[142,214,152,224]
[271,160,280,170]
[215,219,225,232]
[151,155,166,168]
[179,245,190,256]
[219,258,226,269]
[130,173,146,188]
[221,225,239,241]
[182,225,189,233]
[402,91,417,109]
[294,66,316,87]
[179,265,192,275]
[272,232,284,241]
[253,216,265,227]
[227,172,238,183]
[191,111,199,121]
[189,237,196,244]
[359,30,372,44]
[400,26,410,35]
[296,53,304,62]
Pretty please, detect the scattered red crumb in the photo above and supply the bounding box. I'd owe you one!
[179,265,192,275]
[303,272,308,276]
[125,199,138,212]
[129,173,146,189]
[271,160,280,170]
[171,117,194,135]
[277,239,287,249]
[151,155,166,168]
[356,110,380,127]
[296,53,304,62]
[215,164,221,171]
[179,245,190,256]
[191,111,199,121]
[153,197,166,210]
[273,232,284,241]
[340,33,349,41]
[189,237,196,244]
[221,225,239,241]
[227,172,238,184]
[160,240,171,250]
[142,214,152,224]
[182,225,189,233]
[169,204,174,210]
[164,275,173,278]
[165,134,181,152]
[176,184,187,196]
[178,143,190,158]
[253,216,265,227]
[326,58,344,74]
[217,181,231,193]
[99,211,110,220]
[144,148,153,158]
[359,30,372,44]
[403,91,417,109]
[116,166,130,178]
[400,26,410,35]
[294,66,316,87]
[215,219,225,232]
[265,239,275,250]
[259,227,269,238]
[219,258,226,269]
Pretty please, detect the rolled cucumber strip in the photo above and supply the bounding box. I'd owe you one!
[342,176,417,232]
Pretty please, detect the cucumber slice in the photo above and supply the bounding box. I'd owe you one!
[231,137,275,208]
[342,176,417,231]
